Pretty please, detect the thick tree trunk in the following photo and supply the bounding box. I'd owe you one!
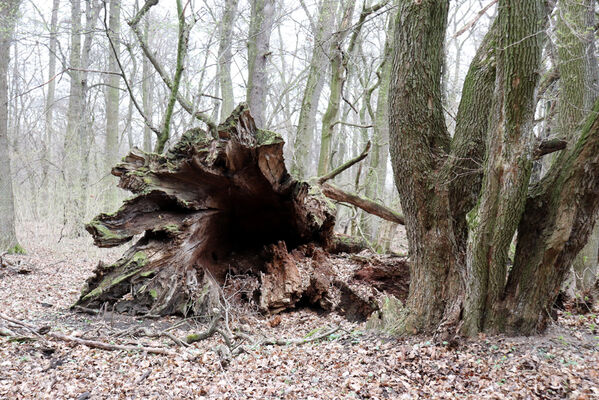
[0,0,21,253]
[556,0,599,294]
[388,0,456,334]
[462,0,546,334]
[503,97,599,333]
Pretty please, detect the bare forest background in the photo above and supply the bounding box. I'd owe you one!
[1,0,491,250]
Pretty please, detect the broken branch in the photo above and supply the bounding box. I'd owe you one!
[321,183,405,225]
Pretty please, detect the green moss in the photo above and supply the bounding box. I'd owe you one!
[186,334,201,343]
[7,244,26,255]
[80,286,104,302]
[163,224,181,234]
[111,268,142,285]
[366,296,406,334]
[256,129,283,146]
[149,289,158,299]
[88,219,125,240]
[139,269,156,278]
[131,251,147,265]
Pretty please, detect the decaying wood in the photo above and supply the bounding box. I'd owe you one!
[75,104,408,321]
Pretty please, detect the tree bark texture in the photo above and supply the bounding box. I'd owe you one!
[386,0,599,336]
[555,0,599,293]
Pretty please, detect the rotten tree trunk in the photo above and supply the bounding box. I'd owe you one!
[76,104,373,316]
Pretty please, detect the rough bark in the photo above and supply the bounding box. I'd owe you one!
[388,0,454,334]
[462,0,546,334]
[504,97,599,333]
[0,0,21,252]
[555,0,599,293]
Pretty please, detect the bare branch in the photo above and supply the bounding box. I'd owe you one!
[128,0,217,136]
[318,141,371,184]
[453,0,498,38]
[321,183,405,225]
[102,1,161,137]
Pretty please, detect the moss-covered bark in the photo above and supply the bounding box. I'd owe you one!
[463,0,546,334]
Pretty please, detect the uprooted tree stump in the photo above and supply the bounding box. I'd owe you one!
[76,104,408,319]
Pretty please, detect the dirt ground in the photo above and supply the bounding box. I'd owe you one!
[0,223,598,399]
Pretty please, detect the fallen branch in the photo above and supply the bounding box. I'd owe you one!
[260,326,341,346]
[0,313,174,355]
[321,183,405,225]
[185,311,222,344]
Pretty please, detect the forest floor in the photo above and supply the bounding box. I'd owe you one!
[0,223,598,400]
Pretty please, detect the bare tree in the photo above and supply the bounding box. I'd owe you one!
[0,0,22,252]
[104,0,122,211]
[246,0,276,128]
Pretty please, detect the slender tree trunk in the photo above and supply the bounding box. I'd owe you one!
[246,0,275,128]
[217,0,238,122]
[0,0,21,252]
[63,0,101,236]
[364,13,394,241]
[317,0,356,176]
[292,0,337,178]
[104,0,121,211]
[41,0,60,219]
[63,0,84,236]
[141,15,153,153]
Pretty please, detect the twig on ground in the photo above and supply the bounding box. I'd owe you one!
[0,313,174,355]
